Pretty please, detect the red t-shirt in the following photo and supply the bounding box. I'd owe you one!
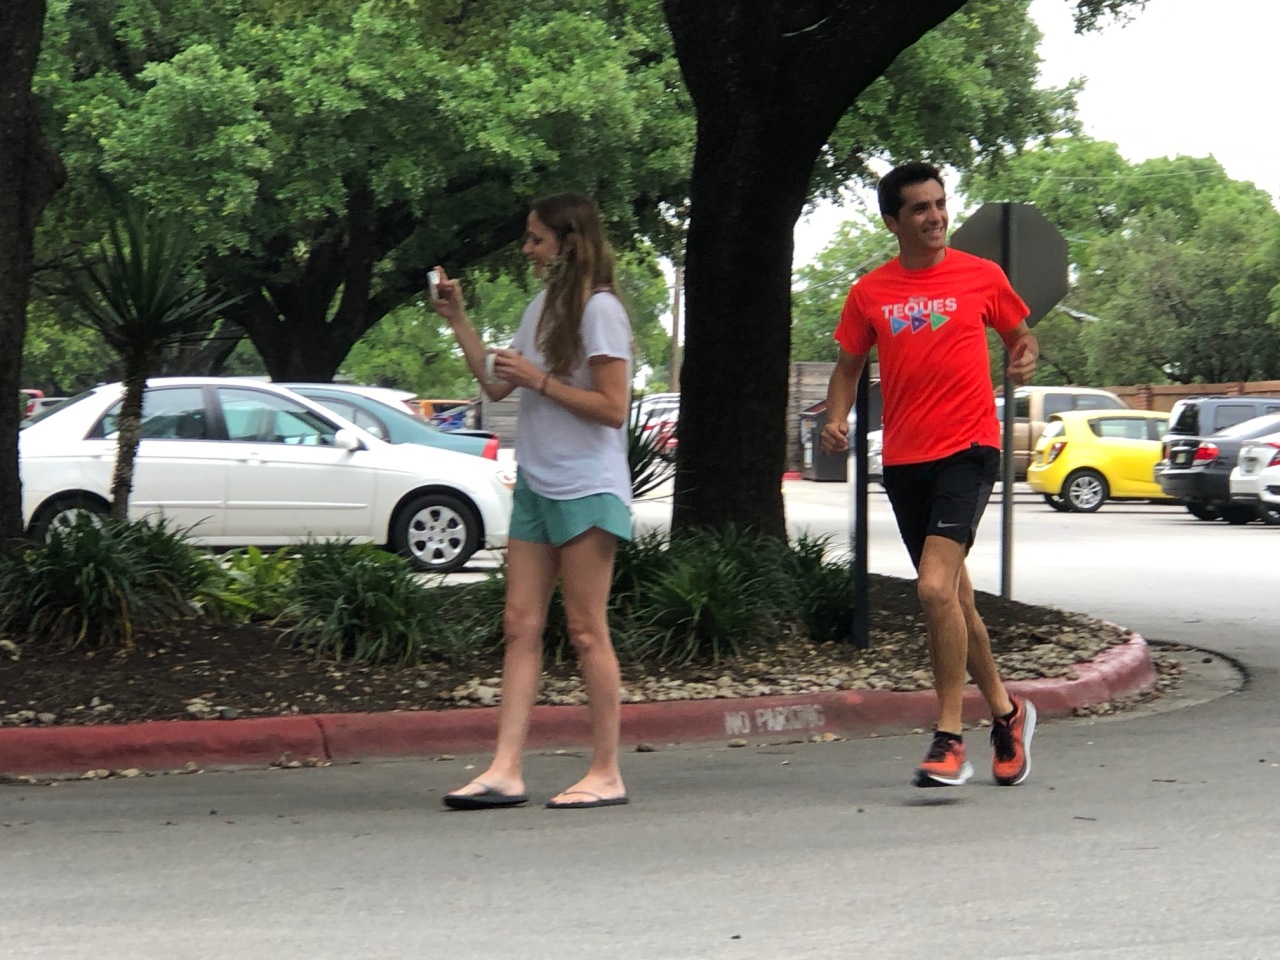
[834,248,1028,466]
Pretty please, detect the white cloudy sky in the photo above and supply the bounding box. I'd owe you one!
[794,0,1280,263]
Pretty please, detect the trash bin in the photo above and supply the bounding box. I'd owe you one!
[799,401,847,482]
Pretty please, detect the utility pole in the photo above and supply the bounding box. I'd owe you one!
[670,263,683,389]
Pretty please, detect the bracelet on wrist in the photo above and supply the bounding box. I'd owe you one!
[539,372,551,396]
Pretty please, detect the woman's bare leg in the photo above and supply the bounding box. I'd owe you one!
[447,538,559,799]
[546,527,626,804]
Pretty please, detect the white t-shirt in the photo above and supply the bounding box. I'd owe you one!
[511,290,633,502]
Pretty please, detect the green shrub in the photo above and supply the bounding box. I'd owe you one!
[280,540,443,664]
[0,514,213,649]
[425,574,507,668]
[202,546,297,622]
[625,526,795,665]
[782,532,856,644]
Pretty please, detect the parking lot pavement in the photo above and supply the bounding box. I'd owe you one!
[7,689,1280,960]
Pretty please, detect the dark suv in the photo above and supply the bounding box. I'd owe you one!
[1157,396,1280,522]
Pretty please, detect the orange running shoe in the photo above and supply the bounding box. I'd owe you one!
[991,696,1037,786]
[914,733,973,787]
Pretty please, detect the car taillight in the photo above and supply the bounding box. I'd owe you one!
[1260,443,1280,468]
[1193,442,1219,463]
[482,436,499,460]
[1044,440,1067,464]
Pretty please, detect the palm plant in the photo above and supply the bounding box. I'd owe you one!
[61,188,237,517]
[629,412,676,498]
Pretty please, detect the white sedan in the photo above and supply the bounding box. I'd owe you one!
[1229,435,1280,525]
[19,378,514,573]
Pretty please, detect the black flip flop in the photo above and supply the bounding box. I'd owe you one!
[442,781,529,810]
[545,790,630,810]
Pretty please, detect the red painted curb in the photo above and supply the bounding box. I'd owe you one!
[0,716,326,777]
[0,635,1156,776]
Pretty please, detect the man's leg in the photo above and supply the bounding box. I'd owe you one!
[957,561,1037,786]
[915,534,971,735]
[958,564,1014,718]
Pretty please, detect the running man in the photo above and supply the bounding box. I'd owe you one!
[821,161,1038,788]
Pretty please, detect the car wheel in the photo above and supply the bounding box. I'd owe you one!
[1220,504,1256,526]
[1043,493,1071,512]
[1185,501,1220,521]
[1254,502,1280,526]
[28,494,110,543]
[391,492,481,573]
[1062,469,1108,513]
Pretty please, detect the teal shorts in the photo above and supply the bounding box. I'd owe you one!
[510,473,633,547]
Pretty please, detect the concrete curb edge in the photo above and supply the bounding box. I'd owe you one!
[0,634,1156,777]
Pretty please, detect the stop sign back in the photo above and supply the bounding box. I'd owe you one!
[950,202,1068,327]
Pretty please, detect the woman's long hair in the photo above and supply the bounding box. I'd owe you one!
[533,192,623,375]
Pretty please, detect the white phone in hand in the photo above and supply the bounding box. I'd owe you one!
[426,269,442,302]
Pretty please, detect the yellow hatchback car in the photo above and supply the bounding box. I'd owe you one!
[1027,409,1175,512]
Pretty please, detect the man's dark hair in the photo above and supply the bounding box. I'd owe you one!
[877,162,945,220]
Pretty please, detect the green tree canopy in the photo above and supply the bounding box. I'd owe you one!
[341,249,671,397]
[964,138,1280,385]
[34,0,691,382]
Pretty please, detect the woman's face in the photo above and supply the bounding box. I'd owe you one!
[522,211,562,279]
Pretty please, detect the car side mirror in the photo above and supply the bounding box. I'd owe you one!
[333,428,362,451]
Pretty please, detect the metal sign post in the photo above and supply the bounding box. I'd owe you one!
[850,366,870,648]
[951,202,1068,599]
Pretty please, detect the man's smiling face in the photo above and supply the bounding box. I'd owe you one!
[884,179,949,266]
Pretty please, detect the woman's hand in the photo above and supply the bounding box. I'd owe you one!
[489,348,541,390]
[428,265,464,323]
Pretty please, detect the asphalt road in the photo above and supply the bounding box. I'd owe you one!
[3,481,1277,959]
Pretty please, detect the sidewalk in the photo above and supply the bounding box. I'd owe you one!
[0,634,1156,778]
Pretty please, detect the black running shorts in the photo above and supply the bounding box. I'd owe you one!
[882,444,999,569]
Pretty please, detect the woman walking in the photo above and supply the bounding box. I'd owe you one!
[432,192,633,811]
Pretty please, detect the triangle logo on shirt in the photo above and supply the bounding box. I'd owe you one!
[931,312,950,330]
[909,312,930,333]
[890,316,911,336]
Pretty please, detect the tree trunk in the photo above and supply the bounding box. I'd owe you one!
[109,353,155,519]
[232,286,375,382]
[662,0,964,538]
[0,0,66,541]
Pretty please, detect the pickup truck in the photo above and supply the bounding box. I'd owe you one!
[996,386,1128,480]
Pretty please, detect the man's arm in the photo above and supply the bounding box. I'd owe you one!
[820,348,868,454]
[1000,322,1038,385]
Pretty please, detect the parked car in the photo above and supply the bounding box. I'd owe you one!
[19,388,44,417]
[995,386,1128,480]
[838,408,883,485]
[1228,436,1280,525]
[18,378,514,572]
[281,383,500,460]
[1162,395,1280,441]
[1155,412,1280,523]
[1026,409,1173,512]
[867,429,884,485]
[422,399,479,432]
[631,392,679,452]
[27,396,67,417]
